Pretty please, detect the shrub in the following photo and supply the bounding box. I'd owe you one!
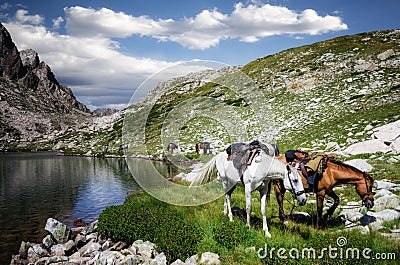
[212,218,257,250]
[98,192,202,262]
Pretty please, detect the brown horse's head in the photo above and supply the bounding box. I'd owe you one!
[359,173,374,209]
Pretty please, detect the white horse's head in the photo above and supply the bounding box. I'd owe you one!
[283,165,307,206]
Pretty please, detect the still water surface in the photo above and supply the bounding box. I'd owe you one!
[0,152,176,264]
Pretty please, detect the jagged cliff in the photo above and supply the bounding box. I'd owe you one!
[0,23,91,150]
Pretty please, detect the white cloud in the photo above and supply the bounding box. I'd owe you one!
[64,3,347,50]
[52,16,64,29]
[15,9,44,25]
[3,2,348,109]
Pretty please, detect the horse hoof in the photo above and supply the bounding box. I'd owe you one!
[283,220,289,226]
[265,231,272,238]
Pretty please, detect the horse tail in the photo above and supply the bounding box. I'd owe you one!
[190,155,218,186]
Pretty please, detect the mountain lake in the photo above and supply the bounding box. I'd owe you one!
[0,152,181,264]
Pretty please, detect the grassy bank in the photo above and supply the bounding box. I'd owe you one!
[98,183,399,265]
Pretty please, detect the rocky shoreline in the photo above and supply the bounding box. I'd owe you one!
[10,218,220,265]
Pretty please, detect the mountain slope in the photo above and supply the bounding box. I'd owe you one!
[119,29,399,157]
[0,23,91,150]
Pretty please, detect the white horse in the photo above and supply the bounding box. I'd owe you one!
[192,151,306,237]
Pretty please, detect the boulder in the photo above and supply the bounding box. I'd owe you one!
[185,254,199,265]
[78,239,101,257]
[91,250,125,264]
[373,194,400,212]
[377,49,395,60]
[367,209,400,222]
[389,139,400,154]
[344,139,391,155]
[374,180,400,191]
[132,240,157,259]
[344,159,373,172]
[372,120,400,144]
[45,218,70,243]
[152,252,168,265]
[200,252,220,265]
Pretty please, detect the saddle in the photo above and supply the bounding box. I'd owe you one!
[226,141,276,183]
[303,153,334,188]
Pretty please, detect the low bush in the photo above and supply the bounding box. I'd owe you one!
[98,192,202,262]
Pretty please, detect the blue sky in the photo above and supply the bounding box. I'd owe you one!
[0,0,398,110]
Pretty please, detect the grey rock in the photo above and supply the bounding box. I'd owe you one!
[92,249,125,264]
[81,220,98,235]
[377,49,395,60]
[374,189,395,198]
[65,239,77,256]
[28,244,49,259]
[374,180,400,191]
[50,243,66,256]
[74,233,87,248]
[42,235,57,250]
[372,120,400,144]
[119,254,144,265]
[78,240,101,257]
[367,209,400,222]
[389,138,400,154]
[170,259,185,265]
[35,255,69,265]
[45,218,70,243]
[373,195,400,212]
[185,254,199,265]
[132,240,157,259]
[149,252,167,265]
[200,252,220,265]
[344,139,391,155]
[18,241,30,259]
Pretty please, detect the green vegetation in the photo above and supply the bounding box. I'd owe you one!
[98,186,399,264]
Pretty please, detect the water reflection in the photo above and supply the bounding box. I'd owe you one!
[0,152,147,264]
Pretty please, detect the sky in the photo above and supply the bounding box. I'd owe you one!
[0,0,398,110]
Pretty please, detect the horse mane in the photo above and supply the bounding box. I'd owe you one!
[328,158,365,175]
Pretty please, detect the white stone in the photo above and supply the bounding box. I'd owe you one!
[389,138,400,154]
[344,139,391,155]
[367,209,400,222]
[377,49,395,60]
[372,120,400,144]
[344,159,373,172]
[374,180,400,191]
[200,252,220,265]
[373,195,400,212]
[374,189,395,198]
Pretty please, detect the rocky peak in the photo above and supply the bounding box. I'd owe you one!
[0,22,88,113]
[20,49,40,69]
[0,23,26,80]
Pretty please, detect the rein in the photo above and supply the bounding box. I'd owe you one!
[276,169,305,215]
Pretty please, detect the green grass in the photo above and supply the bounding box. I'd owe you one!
[98,185,399,265]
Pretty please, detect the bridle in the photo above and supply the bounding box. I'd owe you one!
[286,165,306,197]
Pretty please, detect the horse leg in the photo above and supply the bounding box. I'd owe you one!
[260,184,272,238]
[224,185,236,222]
[323,191,340,221]
[273,179,287,223]
[245,184,252,229]
[316,191,326,229]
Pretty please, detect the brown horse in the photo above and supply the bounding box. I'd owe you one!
[274,155,374,229]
